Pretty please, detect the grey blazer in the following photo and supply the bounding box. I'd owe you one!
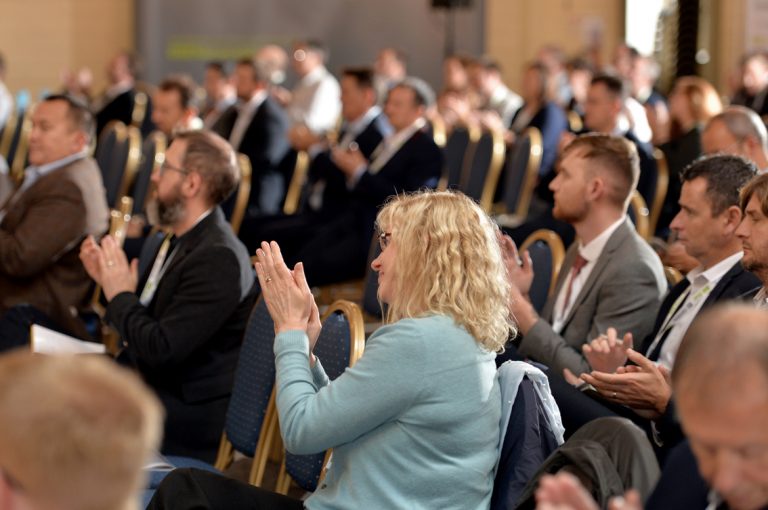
[518,218,666,375]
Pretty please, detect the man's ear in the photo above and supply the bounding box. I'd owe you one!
[183,171,204,198]
[723,204,744,232]
[587,175,605,201]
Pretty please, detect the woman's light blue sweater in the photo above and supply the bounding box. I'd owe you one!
[274,314,501,510]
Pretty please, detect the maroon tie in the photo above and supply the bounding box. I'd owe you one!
[561,253,588,317]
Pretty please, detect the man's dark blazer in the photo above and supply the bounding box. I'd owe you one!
[213,97,291,215]
[549,258,760,444]
[95,89,155,138]
[307,113,390,217]
[624,130,658,210]
[296,127,443,286]
[107,207,257,462]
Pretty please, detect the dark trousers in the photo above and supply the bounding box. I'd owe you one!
[148,468,304,510]
[0,304,70,353]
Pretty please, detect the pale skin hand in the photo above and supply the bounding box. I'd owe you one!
[80,235,138,301]
[499,233,538,333]
[582,327,634,373]
[535,472,642,510]
[579,349,672,419]
[254,241,320,366]
[330,146,368,178]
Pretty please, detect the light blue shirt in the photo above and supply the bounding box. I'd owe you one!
[275,315,501,510]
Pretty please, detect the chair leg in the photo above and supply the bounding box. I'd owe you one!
[212,433,233,471]
[275,454,292,495]
[248,402,281,487]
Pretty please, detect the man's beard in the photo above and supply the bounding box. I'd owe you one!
[146,187,185,228]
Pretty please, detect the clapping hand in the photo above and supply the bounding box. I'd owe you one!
[583,327,633,373]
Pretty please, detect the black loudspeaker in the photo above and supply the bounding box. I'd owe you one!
[431,0,472,8]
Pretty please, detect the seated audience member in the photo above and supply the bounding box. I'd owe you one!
[201,61,235,129]
[537,45,572,109]
[151,74,202,138]
[286,40,341,149]
[553,155,760,442]
[468,56,523,128]
[535,304,768,510]
[629,55,670,145]
[212,57,291,216]
[0,350,162,510]
[565,57,594,121]
[736,172,768,308]
[701,106,768,170]
[731,50,768,117]
[80,130,257,462]
[509,61,569,194]
[149,190,510,510]
[94,51,153,136]
[581,74,658,207]
[504,134,666,376]
[286,77,443,287]
[373,47,408,103]
[657,76,723,235]
[254,45,290,105]
[665,106,768,273]
[239,67,392,255]
[0,94,109,346]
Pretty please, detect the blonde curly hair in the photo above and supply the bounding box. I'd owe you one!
[376,190,513,352]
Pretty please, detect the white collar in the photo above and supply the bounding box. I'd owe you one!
[686,251,743,287]
[238,90,268,116]
[344,106,381,135]
[298,66,328,87]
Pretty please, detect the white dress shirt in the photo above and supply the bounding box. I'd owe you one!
[648,251,743,370]
[287,66,341,135]
[551,216,626,333]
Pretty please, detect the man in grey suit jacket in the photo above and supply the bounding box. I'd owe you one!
[505,133,666,376]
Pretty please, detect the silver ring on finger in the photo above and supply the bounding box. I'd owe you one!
[612,391,617,398]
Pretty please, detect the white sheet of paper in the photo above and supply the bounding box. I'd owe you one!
[30,324,106,354]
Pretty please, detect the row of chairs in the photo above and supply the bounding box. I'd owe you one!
[440,125,544,222]
[95,122,254,235]
[145,298,366,499]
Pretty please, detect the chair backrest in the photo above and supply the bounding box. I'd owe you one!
[96,121,142,207]
[90,197,134,314]
[0,107,19,160]
[228,153,252,235]
[628,190,651,240]
[649,147,669,235]
[520,229,566,313]
[283,150,310,215]
[131,131,166,214]
[223,298,277,456]
[499,127,543,219]
[1,104,33,184]
[461,129,506,212]
[282,300,365,492]
[441,126,478,190]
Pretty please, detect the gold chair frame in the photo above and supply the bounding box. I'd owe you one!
[493,126,543,228]
[283,150,310,215]
[630,190,651,240]
[649,148,669,235]
[274,300,365,494]
[519,228,566,297]
[478,128,507,213]
[229,153,252,235]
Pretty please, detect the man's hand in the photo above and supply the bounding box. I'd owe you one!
[330,146,368,178]
[79,235,103,283]
[534,472,643,510]
[661,241,698,274]
[583,327,633,373]
[579,349,672,419]
[97,235,139,301]
[287,124,321,151]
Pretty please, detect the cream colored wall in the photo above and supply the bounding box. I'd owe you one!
[485,0,624,93]
[714,0,746,95]
[0,0,134,98]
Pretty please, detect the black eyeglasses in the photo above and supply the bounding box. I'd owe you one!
[378,231,392,251]
[159,161,191,176]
